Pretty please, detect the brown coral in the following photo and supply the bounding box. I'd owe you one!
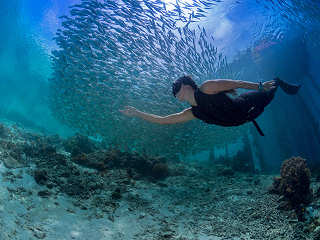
[151,163,169,180]
[270,156,312,209]
[63,134,97,157]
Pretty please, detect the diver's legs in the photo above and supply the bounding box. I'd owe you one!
[234,83,277,120]
[239,84,278,110]
[237,77,300,119]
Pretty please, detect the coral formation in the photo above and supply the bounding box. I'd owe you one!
[72,151,108,171]
[2,121,320,238]
[151,163,169,180]
[269,156,313,214]
[0,129,170,199]
[32,151,105,199]
[63,134,98,157]
[70,147,170,181]
[111,188,122,200]
[34,169,48,185]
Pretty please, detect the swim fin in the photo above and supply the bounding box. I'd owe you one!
[274,77,301,95]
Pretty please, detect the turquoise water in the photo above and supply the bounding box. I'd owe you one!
[1,0,319,172]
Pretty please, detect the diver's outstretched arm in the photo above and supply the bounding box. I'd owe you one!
[119,106,195,124]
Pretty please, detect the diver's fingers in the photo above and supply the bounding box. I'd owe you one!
[119,106,137,116]
[119,107,130,113]
[124,105,134,110]
[120,106,131,112]
[120,109,131,116]
[119,109,126,114]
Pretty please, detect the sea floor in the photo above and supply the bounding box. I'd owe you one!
[0,121,318,240]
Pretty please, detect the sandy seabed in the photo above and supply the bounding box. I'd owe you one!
[0,121,317,240]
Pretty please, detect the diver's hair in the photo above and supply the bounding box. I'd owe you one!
[172,75,198,97]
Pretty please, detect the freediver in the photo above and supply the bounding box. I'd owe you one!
[119,76,300,136]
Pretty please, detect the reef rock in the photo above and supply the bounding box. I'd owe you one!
[0,150,25,168]
[269,156,312,209]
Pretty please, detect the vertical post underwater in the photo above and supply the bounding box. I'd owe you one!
[225,143,230,167]
[248,130,261,172]
[209,148,215,162]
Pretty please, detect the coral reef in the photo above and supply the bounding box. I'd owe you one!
[1,121,319,239]
[71,148,170,181]
[151,163,169,180]
[0,123,170,201]
[72,151,108,171]
[30,144,170,199]
[32,151,105,199]
[269,156,313,218]
[63,134,98,157]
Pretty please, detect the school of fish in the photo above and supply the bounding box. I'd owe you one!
[49,0,252,158]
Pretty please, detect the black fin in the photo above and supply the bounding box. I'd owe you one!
[274,77,301,95]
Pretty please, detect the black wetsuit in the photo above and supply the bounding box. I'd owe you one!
[191,87,278,136]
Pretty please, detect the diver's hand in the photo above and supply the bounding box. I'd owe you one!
[119,106,139,117]
[262,80,277,90]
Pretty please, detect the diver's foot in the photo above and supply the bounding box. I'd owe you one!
[274,77,301,95]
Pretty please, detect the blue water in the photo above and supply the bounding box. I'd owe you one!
[0,0,319,172]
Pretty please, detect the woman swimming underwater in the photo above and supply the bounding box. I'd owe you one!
[119,76,301,136]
